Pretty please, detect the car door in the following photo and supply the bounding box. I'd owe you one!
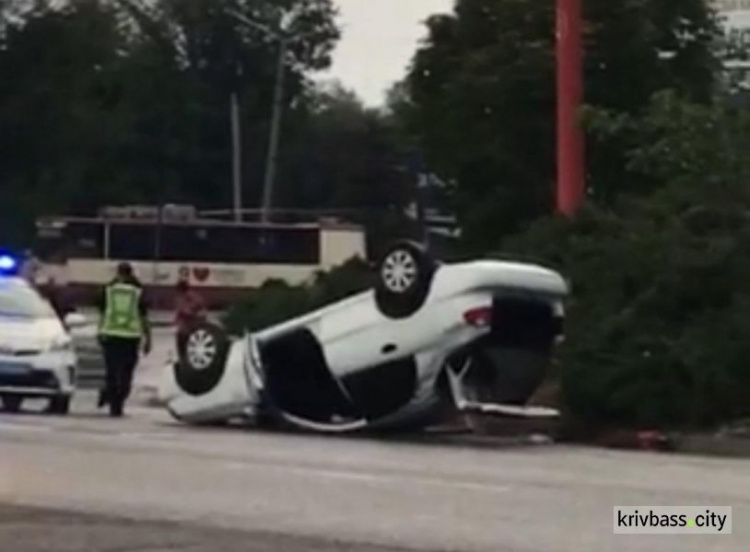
[67,314,104,389]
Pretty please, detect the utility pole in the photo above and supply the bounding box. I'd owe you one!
[261,37,288,225]
[416,172,431,250]
[228,9,313,226]
[556,0,585,217]
[231,90,243,223]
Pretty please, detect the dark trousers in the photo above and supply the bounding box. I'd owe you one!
[176,331,188,359]
[101,337,140,416]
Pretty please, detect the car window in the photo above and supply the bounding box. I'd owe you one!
[0,280,56,319]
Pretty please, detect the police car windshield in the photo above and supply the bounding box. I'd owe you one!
[0,281,56,319]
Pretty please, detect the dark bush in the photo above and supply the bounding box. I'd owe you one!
[496,94,750,431]
[502,201,750,430]
[224,257,374,335]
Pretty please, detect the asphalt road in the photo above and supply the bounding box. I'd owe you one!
[0,393,748,552]
[0,503,413,552]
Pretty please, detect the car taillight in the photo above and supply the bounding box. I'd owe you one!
[463,306,493,328]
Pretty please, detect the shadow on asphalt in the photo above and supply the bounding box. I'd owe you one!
[0,503,415,552]
[0,397,556,451]
[147,415,554,452]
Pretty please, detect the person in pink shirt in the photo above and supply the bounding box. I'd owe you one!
[174,278,206,356]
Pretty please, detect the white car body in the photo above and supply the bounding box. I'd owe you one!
[161,256,569,433]
[0,277,77,406]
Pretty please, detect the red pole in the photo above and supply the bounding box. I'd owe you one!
[556,0,585,217]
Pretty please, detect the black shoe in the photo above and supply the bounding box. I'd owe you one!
[98,391,108,408]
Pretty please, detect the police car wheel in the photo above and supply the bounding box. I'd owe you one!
[175,322,229,396]
[1,394,23,413]
[375,241,436,319]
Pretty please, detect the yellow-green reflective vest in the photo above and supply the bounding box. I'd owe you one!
[100,282,143,339]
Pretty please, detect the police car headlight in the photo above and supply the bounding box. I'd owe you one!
[49,337,73,353]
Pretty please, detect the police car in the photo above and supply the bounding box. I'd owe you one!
[0,252,78,414]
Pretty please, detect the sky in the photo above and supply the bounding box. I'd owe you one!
[320,0,455,107]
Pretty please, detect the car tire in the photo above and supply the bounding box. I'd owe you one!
[374,241,437,319]
[175,322,230,396]
[1,395,23,413]
[48,395,71,415]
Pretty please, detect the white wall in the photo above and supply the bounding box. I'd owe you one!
[66,260,318,289]
[319,227,367,270]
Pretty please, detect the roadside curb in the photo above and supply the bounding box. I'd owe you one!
[413,430,555,449]
[668,433,750,459]
[436,419,750,457]
[415,426,750,457]
[559,427,750,458]
[122,395,750,457]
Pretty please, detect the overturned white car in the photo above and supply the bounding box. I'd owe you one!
[160,242,569,433]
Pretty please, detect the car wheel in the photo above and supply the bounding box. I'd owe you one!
[175,322,230,396]
[48,395,71,415]
[375,241,437,319]
[1,395,23,413]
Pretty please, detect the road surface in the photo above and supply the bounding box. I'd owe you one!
[0,393,747,552]
[71,313,177,392]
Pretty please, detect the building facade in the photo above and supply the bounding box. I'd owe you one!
[715,0,750,90]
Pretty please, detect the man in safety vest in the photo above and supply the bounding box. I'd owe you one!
[97,262,152,417]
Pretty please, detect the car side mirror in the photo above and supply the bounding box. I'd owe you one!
[64,312,88,329]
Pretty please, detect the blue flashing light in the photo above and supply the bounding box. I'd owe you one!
[0,254,19,275]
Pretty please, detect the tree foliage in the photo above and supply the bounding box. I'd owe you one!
[0,0,411,253]
[400,0,722,251]
[503,93,750,428]
[223,256,374,334]
[280,83,418,256]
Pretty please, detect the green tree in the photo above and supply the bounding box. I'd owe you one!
[0,0,126,243]
[0,0,341,245]
[503,92,750,429]
[399,0,721,252]
[115,0,340,209]
[279,82,417,256]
